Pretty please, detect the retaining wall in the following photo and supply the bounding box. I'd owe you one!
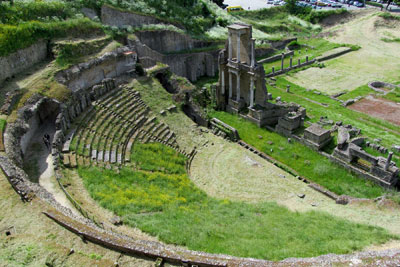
[134,30,215,54]
[55,46,135,92]
[101,5,183,29]
[0,40,48,85]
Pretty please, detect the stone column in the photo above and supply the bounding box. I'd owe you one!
[236,72,241,101]
[281,53,285,70]
[229,71,232,98]
[298,58,301,66]
[228,33,232,60]
[249,78,254,108]
[306,56,309,63]
[221,70,225,95]
[237,33,241,62]
[272,67,275,74]
[289,56,293,68]
[385,152,393,171]
[251,38,256,68]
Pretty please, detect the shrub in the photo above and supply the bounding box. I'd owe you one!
[0,18,103,57]
[303,9,348,24]
[0,1,73,24]
[366,1,383,7]
[287,40,301,49]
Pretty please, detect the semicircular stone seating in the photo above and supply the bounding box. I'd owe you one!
[62,84,180,169]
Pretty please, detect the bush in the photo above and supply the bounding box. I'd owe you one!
[366,1,383,7]
[0,1,73,24]
[287,40,301,49]
[135,64,145,76]
[0,18,103,57]
[303,9,348,24]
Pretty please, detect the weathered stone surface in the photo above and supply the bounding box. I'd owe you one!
[0,40,47,85]
[337,127,350,149]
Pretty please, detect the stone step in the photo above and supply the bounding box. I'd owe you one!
[110,150,117,164]
[104,151,110,162]
[70,154,77,168]
[97,151,103,161]
[91,150,97,161]
[63,154,70,167]
[62,128,76,153]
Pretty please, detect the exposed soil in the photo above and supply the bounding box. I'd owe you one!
[348,95,400,125]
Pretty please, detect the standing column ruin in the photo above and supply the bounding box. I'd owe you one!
[236,72,241,101]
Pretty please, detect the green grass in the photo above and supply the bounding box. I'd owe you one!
[210,111,386,199]
[263,38,346,73]
[0,119,6,132]
[273,77,400,148]
[337,85,374,101]
[78,142,394,260]
[0,18,103,57]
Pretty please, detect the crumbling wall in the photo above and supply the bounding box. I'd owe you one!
[0,40,47,85]
[55,46,135,92]
[134,30,214,54]
[101,5,183,29]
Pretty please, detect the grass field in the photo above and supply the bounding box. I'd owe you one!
[286,12,400,94]
[78,142,394,261]
[271,77,400,147]
[262,38,351,74]
[210,111,386,199]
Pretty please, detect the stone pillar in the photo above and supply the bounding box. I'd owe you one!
[272,67,275,74]
[290,56,293,68]
[251,38,256,68]
[237,33,241,62]
[281,53,285,70]
[229,71,232,98]
[385,152,393,171]
[249,78,254,108]
[236,73,241,101]
[298,59,301,66]
[221,70,225,95]
[306,56,309,63]
[228,33,232,60]
[286,85,290,93]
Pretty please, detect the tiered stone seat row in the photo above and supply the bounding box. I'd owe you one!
[63,84,180,169]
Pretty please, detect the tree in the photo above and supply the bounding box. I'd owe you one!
[212,0,225,7]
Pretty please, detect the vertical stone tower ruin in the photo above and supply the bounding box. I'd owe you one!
[216,23,305,129]
[216,23,268,114]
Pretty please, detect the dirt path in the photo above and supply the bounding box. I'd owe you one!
[26,122,78,215]
[287,11,400,94]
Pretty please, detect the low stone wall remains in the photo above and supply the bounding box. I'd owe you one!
[266,59,316,78]
[55,46,135,92]
[134,30,215,54]
[257,51,294,64]
[101,5,184,29]
[0,40,48,85]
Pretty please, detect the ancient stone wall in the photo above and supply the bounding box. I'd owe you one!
[134,30,214,54]
[101,5,183,29]
[55,46,136,92]
[0,40,48,85]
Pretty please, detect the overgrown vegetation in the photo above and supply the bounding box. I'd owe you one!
[78,142,394,261]
[0,18,103,57]
[0,119,6,132]
[210,111,386,199]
